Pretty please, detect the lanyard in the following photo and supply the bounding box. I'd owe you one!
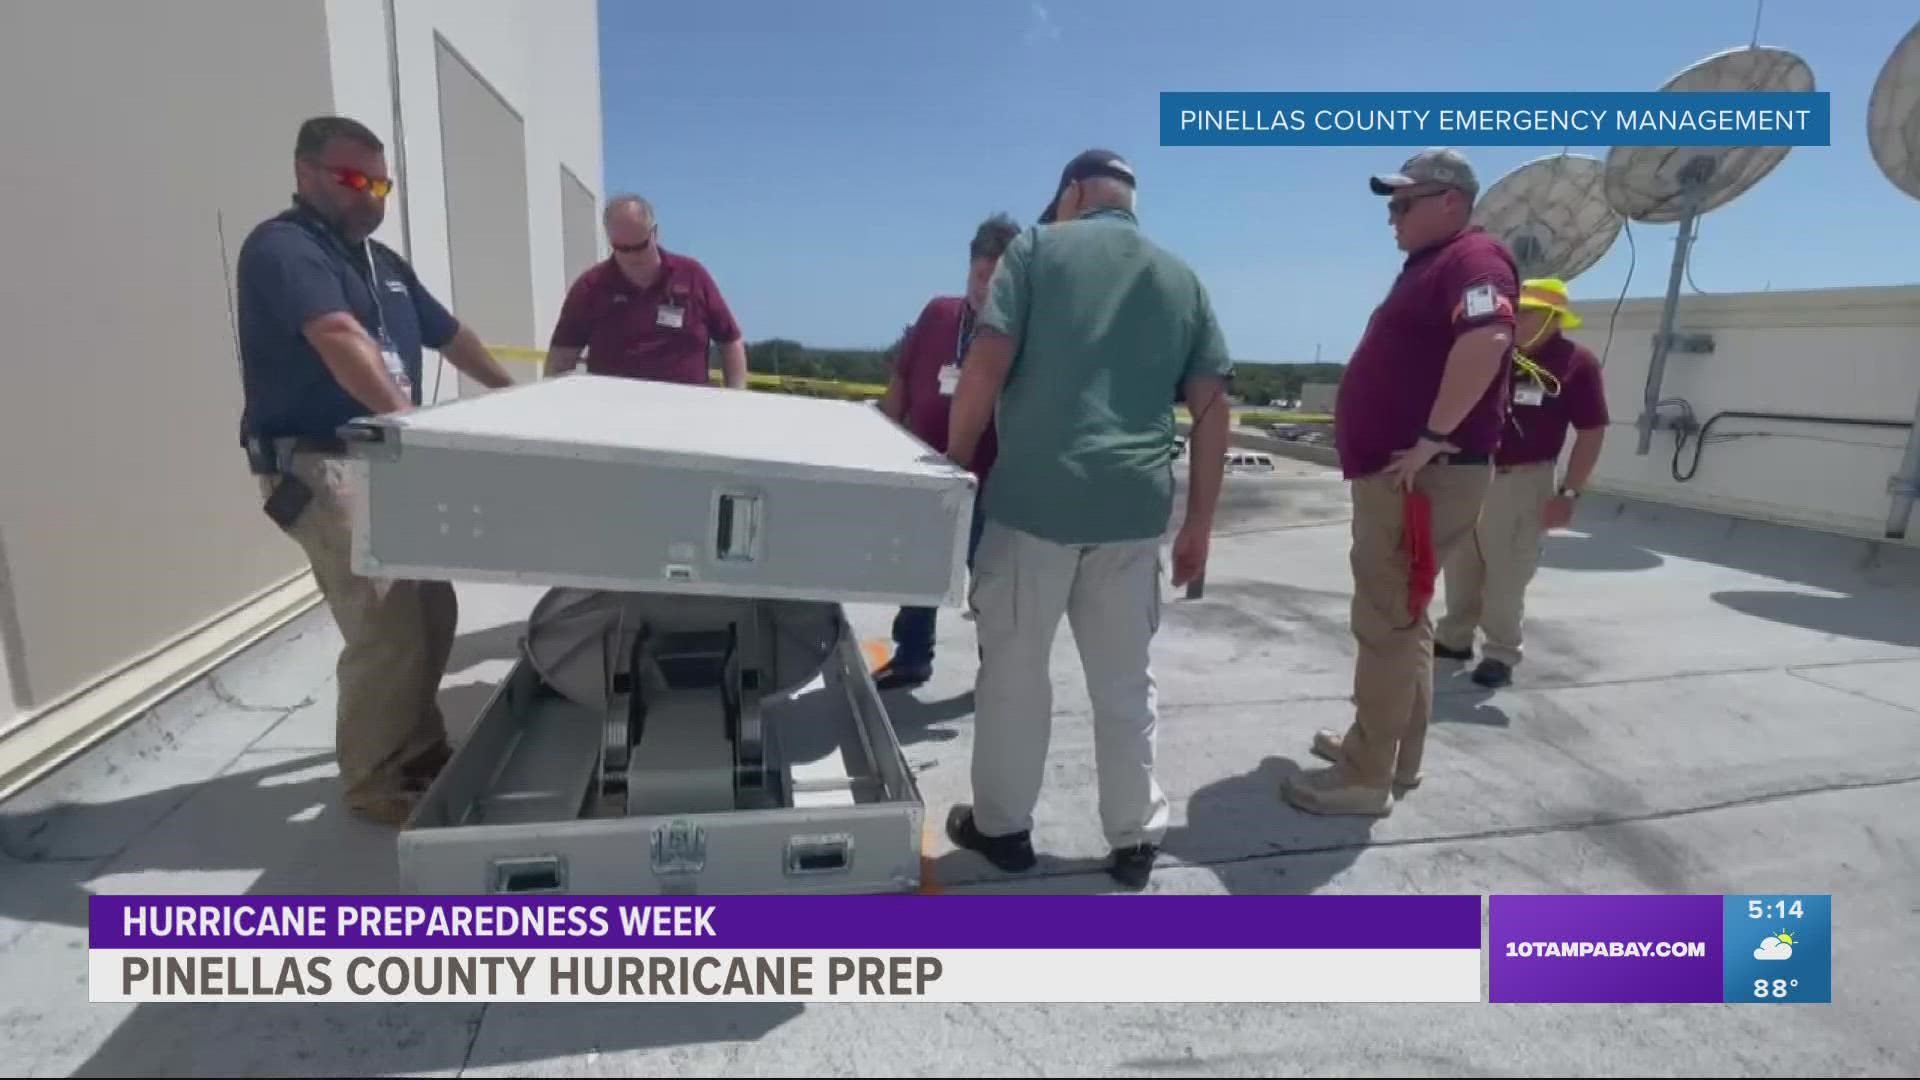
[953,305,976,368]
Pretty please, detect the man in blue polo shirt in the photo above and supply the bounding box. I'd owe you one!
[235,115,514,827]
[944,149,1233,890]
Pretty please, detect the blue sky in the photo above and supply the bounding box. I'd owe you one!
[597,0,1919,364]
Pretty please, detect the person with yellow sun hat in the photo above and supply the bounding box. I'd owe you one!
[1433,276,1609,688]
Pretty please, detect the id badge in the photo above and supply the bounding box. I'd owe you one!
[937,363,961,397]
[381,347,412,394]
[1514,382,1546,407]
[656,304,685,330]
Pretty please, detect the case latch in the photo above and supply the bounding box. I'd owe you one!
[713,491,763,563]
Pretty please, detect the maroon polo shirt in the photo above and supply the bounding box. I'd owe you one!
[1498,331,1609,466]
[549,250,741,385]
[1334,227,1520,480]
[893,296,997,482]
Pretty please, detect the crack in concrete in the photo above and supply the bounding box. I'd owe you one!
[205,675,318,716]
[456,1003,488,1077]
[940,770,1920,890]
[1784,667,1920,716]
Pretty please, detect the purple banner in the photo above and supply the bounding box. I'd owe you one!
[90,894,1482,951]
[1489,894,1723,1003]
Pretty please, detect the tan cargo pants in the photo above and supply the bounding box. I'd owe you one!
[1435,461,1556,666]
[258,452,456,813]
[1334,461,1491,788]
[967,520,1170,851]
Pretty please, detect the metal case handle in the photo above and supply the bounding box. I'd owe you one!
[490,855,567,894]
[785,833,853,876]
[713,490,763,563]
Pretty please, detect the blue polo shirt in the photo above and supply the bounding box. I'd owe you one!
[235,198,458,441]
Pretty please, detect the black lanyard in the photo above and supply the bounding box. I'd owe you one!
[953,305,976,368]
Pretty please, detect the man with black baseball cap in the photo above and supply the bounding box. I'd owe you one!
[1284,147,1517,818]
[1037,149,1138,224]
[942,148,1233,890]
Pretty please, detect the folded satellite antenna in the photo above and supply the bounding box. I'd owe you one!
[1602,43,1814,454]
[1472,152,1622,284]
[1866,16,1920,538]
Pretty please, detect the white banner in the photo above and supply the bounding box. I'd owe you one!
[90,948,1481,1003]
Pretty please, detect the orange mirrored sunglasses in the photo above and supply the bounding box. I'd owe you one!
[329,166,395,199]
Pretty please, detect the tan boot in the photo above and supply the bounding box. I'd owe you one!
[1310,729,1422,790]
[347,791,422,828]
[1282,764,1394,817]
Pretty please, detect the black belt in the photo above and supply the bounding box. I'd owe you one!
[1436,451,1490,466]
[243,434,348,475]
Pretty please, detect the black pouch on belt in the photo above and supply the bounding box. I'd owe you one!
[262,472,314,528]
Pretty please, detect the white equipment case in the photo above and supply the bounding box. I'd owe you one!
[340,374,977,896]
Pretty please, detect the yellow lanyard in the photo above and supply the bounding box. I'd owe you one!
[1513,323,1563,398]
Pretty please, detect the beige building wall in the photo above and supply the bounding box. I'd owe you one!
[0,0,603,790]
[1569,284,1920,546]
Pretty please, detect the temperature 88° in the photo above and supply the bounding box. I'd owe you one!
[1755,978,1800,999]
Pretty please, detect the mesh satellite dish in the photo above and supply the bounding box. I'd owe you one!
[1603,44,1814,454]
[1866,16,1920,539]
[1472,153,1622,283]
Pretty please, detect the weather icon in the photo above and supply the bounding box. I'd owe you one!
[1754,931,1796,961]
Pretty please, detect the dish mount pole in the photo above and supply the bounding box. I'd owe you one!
[1887,385,1920,539]
[1636,157,1716,455]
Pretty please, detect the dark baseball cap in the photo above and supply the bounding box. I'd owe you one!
[1038,148,1137,224]
[1369,147,1479,199]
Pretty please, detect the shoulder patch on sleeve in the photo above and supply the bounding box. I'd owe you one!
[1462,282,1497,319]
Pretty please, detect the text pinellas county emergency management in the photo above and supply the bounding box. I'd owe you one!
[119,902,718,940]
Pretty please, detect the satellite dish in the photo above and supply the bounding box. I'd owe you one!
[1472,153,1622,283]
[1868,18,1920,201]
[1866,18,1920,540]
[1603,43,1814,454]
[1604,46,1814,223]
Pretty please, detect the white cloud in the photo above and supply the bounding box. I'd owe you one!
[1754,936,1793,961]
[1023,2,1061,44]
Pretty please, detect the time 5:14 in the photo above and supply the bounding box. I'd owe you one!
[1749,899,1806,919]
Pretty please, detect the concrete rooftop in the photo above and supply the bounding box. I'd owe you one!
[4,454,1919,1077]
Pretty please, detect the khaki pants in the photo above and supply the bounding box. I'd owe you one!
[1436,461,1555,666]
[258,452,457,807]
[1334,462,1491,788]
[967,520,1169,851]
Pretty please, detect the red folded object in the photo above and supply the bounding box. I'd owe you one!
[1403,488,1436,620]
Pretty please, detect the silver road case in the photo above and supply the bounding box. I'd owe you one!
[340,375,977,895]
[344,373,976,609]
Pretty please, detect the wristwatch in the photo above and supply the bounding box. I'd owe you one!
[1420,427,1452,443]
[1557,486,1581,499]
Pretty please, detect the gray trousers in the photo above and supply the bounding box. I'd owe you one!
[967,519,1170,850]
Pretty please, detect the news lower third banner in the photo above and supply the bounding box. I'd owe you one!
[86,894,1829,1004]
[1159,92,1831,147]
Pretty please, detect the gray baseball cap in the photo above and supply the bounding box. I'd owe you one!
[1370,148,1478,199]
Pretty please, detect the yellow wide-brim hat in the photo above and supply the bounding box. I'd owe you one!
[1518,277,1582,330]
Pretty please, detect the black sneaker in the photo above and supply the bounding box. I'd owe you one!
[1470,658,1512,688]
[945,805,1036,872]
[1107,844,1157,890]
[1435,642,1473,661]
[874,661,932,691]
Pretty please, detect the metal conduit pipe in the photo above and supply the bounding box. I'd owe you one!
[1887,388,1920,540]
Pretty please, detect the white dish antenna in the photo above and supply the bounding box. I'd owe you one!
[1472,153,1622,283]
[1603,43,1814,454]
[1866,17,1920,539]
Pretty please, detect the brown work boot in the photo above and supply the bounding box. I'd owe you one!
[1282,764,1394,817]
[402,741,454,790]
[347,791,422,828]
[1310,729,1422,789]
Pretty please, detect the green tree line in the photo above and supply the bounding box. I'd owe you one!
[734,336,1343,403]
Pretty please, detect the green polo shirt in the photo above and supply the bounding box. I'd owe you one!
[976,207,1234,544]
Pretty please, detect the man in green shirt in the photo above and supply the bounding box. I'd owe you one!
[945,149,1234,890]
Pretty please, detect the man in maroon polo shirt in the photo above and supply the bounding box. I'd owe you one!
[1285,147,1519,818]
[1435,277,1608,689]
[869,212,1021,691]
[544,194,747,388]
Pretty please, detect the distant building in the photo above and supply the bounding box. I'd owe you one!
[1300,381,1339,414]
